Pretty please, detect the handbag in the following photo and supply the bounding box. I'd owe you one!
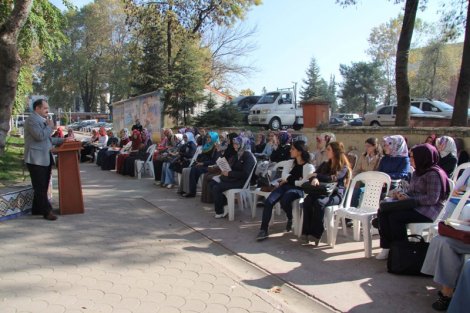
[301,182,336,197]
[387,235,430,276]
[379,198,418,213]
[438,221,470,244]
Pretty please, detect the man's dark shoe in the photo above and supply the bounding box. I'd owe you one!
[285,219,293,232]
[43,212,58,221]
[256,230,268,241]
[183,193,196,198]
[371,217,379,229]
[432,294,452,311]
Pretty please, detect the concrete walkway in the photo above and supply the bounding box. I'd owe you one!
[0,163,439,312]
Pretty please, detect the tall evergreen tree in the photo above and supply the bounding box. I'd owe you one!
[300,57,328,101]
[326,75,338,113]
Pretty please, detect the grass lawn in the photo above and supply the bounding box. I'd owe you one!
[0,136,28,187]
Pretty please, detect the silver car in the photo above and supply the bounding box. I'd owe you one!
[364,105,442,126]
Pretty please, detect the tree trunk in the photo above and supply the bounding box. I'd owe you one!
[451,1,470,126]
[395,0,419,126]
[0,0,34,155]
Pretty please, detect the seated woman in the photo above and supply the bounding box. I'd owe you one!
[100,128,130,171]
[64,128,75,139]
[256,131,276,160]
[312,132,336,168]
[80,129,100,162]
[270,131,291,163]
[121,128,153,177]
[376,143,450,260]
[52,127,64,138]
[421,235,470,311]
[301,141,351,245]
[209,136,256,218]
[377,135,410,189]
[455,137,470,166]
[256,140,314,241]
[254,133,267,154]
[116,129,141,174]
[350,137,382,207]
[424,134,437,146]
[162,133,196,189]
[436,136,458,177]
[96,130,119,167]
[182,131,219,198]
[153,128,174,182]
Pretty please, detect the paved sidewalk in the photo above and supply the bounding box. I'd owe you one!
[1,163,440,313]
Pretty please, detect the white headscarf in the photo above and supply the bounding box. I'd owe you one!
[436,136,457,158]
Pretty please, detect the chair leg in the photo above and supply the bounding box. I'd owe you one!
[226,192,235,221]
[341,215,348,237]
[251,193,258,218]
[362,217,372,258]
[324,207,335,246]
[353,220,361,241]
[332,214,341,247]
[292,199,300,236]
[297,206,304,238]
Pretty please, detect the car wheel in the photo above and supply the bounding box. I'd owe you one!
[370,121,381,126]
[268,117,281,130]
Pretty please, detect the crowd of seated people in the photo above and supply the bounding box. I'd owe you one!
[76,125,470,312]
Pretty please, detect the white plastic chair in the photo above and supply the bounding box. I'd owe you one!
[135,144,157,179]
[223,154,257,221]
[332,171,391,258]
[407,179,454,237]
[177,146,202,186]
[451,162,470,182]
[427,188,470,241]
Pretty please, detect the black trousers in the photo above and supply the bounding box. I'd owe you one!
[27,162,53,217]
[209,180,244,214]
[302,193,342,238]
[378,208,432,248]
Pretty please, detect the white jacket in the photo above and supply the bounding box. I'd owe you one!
[279,159,315,187]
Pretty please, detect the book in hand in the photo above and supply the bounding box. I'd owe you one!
[216,157,232,172]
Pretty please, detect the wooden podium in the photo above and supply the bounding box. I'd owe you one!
[52,141,84,215]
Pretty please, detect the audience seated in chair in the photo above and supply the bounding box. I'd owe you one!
[377,135,410,189]
[436,136,458,178]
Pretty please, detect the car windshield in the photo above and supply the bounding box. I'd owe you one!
[434,101,454,111]
[258,92,279,104]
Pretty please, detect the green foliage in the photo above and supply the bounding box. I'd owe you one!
[193,103,243,127]
[240,88,255,96]
[300,56,328,101]
[339,61,384,114]
[0,136,26,185]
[205,96,218,111]
[326,75,338,113]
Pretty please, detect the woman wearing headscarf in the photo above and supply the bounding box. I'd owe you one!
[377,135,410,189]
[117,129,141,174]
[64,128,75,140]
[436,136,458,177]
[375,143,450,260]
[254,133,267,154]
[80,129,100,162]
[256,140,314,240]
[52,127,64,138]
[209,135,256,218]
[182,131,220,198]
[162,133,197,188]
[121,129,153,176]
[96,130,118,166]
[101,128,129,171]
[200,132,238,203]
[270,131,292,163]
[424,134,437,146]
[312,132,336,167]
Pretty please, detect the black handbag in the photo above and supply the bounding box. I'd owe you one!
[301,182,336,197]
[387,235,430,276]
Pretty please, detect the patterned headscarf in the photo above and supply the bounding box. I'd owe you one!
[317,132,336,146]
[121,128,129,140]
[383,135,408,157]
[436,136,457,158]
[131,129,142,150]
[233,135,252,158]
[202,131,219,153]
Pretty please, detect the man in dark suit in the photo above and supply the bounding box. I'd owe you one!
[24,99,64,220]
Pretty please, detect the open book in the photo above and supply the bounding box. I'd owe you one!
[216,157,232,172]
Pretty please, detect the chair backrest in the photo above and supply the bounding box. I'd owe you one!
[242,153,258,189]
[450,188,470,220]
[189,146,202,167]
[451,162,470,183]
[343,171,392,213]
[433,178,456,222]
[145,144,157,163]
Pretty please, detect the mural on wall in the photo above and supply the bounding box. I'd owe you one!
[112,91,163,138]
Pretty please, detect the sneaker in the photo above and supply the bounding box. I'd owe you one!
[166,184,173,189]
[285,219,293,232]
[256,230,269,241]
[432,294,452,311]
[214,212,228,219]
[375,248,390,260]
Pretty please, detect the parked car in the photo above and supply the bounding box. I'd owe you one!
[411,98,470,118]
[231,95,261,124]
[329,117,347,127]
[332,113,360,122]
[364,105,443,126]
[348,117,364,126]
